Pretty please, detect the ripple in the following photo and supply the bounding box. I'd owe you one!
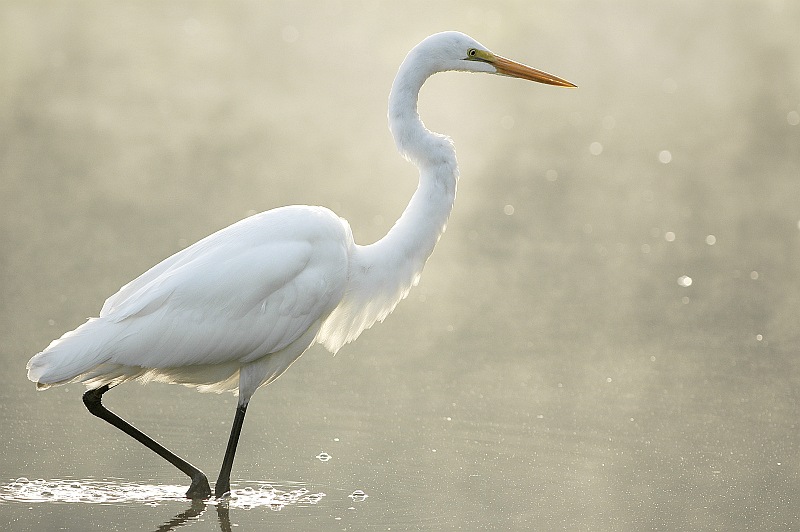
[0,478,326,510]
[224,483,326,511]
[348,489,368,502]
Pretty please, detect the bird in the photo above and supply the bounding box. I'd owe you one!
[26,31,575,499]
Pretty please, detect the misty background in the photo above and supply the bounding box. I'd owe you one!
[1,1,799,530]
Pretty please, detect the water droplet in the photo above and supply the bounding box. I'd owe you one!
[664,231,676,242]
[503,204,515,216]
[349,490,368,502]
[756,334,763,341]
[787,110,800,126]
[750,271,759,280]
[658,150,672,164]
[677,275,692,287]
[316,452,331,462]
[640,243,651,254]
[589,141,603,155]
[705,235,716,245]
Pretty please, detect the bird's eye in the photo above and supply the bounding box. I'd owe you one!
[467,48,478,58]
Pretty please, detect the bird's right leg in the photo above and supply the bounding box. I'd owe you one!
[82,384,212,499]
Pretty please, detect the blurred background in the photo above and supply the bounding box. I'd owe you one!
[1,1,799,530]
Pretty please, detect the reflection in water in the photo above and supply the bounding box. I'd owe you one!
[154,502,233,532]
[1,478,326,530]
[155,500,207,532]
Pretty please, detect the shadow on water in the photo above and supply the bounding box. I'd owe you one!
[0,478,327,531]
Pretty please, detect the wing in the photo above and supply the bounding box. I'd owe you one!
[99,206,351,369]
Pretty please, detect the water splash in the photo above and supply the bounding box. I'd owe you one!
[0,477,185,504]
[0,477,326,510]
[225,483,326,511]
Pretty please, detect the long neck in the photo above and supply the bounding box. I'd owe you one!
[366,58,459,277]
[316,55,459,354]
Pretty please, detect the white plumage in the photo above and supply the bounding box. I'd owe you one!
[26,31,575,499]
[29,206,352,397]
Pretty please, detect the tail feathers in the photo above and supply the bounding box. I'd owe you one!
[27,318,114,388]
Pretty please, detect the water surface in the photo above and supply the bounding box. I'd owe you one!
[1,1,799,530]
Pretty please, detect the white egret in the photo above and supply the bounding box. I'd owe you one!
[27,31,575,499]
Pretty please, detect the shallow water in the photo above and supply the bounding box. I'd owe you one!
[1,478,331,530]
[2,1,800,530]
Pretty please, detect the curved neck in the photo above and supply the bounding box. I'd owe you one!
[388,57,459,175]
[369,56,458,269]
[356,56,459,315]
[316,49,460,354]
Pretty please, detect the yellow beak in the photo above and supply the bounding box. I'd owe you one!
[491,55,576,88]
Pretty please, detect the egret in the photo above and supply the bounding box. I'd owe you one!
[27,31,575,499]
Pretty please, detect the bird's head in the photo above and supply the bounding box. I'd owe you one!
[412,31,576,88]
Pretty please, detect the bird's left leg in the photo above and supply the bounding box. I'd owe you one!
[82,384,212,499]
[214,401,248,498]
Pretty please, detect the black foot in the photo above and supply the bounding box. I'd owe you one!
[185,473,212,499]
[214,480,231,499]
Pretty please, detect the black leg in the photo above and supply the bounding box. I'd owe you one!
[82,384,212,499]
[214,402,248,498]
